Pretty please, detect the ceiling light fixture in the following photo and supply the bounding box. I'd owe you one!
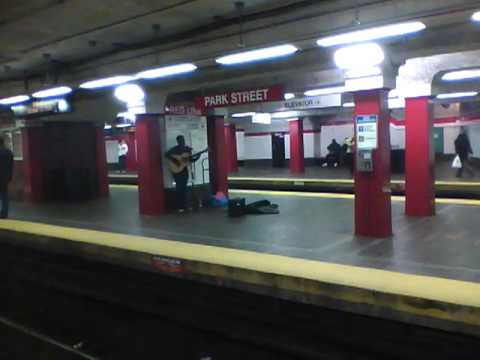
[136,63,197,79]
[252,113,272,124]
[317,21,426,47]
[80,75,135,89]
[232,112,256,118]
[343,102,355,108]
[304,86,345,97]
[32,86,73,98]
[216,44,298,65]
[442,69,480,81]
[472,11,480,22]
[345,66,382,78]
[284,93,295,100]
[436,91,478,99]
[272,111,298,119]
[0,95,30,105]
[114,84,145,104]
[334,43,384,69]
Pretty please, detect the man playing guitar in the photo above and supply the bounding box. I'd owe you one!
[165,135,205,212]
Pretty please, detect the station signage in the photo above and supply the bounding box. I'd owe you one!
[282,94,341,110]
[11,98,72,118]
[195,85,284,110]
[356,115,378,150]
[165,104,201,116]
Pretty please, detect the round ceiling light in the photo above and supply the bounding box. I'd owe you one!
[334,43,385,70]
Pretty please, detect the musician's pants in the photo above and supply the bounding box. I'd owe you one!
[173,171,189,210]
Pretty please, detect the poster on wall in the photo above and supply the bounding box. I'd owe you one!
[162,115,210,189]
[356,115,378,150]
[106,140,119,164]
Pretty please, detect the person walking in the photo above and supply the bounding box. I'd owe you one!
[118,139,129,173]
[454,127,474,178]
[0,136,14,219]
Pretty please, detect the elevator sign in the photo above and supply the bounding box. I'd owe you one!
[356,115,378,150]
[195,85,284,110]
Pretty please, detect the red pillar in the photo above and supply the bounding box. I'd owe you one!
[95,126,109,198]
[405,97,435,217]
[21,126,45,202]
[289,119,305,173]
[224,124,238,173]
[207,116,228,195]
[136,114,166,215]
[354,90,392,238]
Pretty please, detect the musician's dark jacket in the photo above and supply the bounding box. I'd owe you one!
[166,145,192,174]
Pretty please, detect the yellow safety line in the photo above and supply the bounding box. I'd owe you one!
[1,219,480,309]
[230,189,480,206]
[109,185,480,206]
[228,177,480,187]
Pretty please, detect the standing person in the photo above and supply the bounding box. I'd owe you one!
[326,139,342,167]
[118,139,129,173]
[454,127,474,178]
[166,135,192,213]
[343,136,355,175]
[0,136,14,219]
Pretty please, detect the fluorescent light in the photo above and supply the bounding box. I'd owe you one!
[104,125,112,129]
[116,123,132,128]
[216,44,298,65]
[136,63,197,79]
[252,113,271,124]
[304,86,345,96]
[472,11,480,22]
[345,75,384,92]
[232,112,256,118]
[32,86,72,98]
[0,95,30,105]
[317,21,426,47]
[334,43,384,69]
[80,75,135,89]
[345,66,382,78]
[114,84,145,104]
[388,97,405,109]
[272,111,298,119]
[442,69,480,81]
[284,93,295,100]
[343,102,355,108]
[436,91,478,99]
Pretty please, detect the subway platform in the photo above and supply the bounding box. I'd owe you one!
[110,159,480,197]
[2,185,480,339]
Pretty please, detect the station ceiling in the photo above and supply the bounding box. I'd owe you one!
[0,0,479,96]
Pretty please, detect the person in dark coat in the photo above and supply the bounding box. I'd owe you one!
[166,135,192,212]
[454,127,474,178]
[0,136,14,218]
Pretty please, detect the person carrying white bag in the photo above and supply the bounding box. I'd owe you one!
[454,127,474,178]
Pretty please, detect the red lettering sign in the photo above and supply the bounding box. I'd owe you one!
[195,85,284,111]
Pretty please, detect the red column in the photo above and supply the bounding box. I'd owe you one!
[289,118,305,173]
[405,97,435,217]
[207,116,228,195]
[136,114,166,215]
[354,90,392,238]
[95,126,109,198]
[21,126,45,202]
[224,124,238,173]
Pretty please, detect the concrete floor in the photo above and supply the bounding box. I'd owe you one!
[8,186,480,284]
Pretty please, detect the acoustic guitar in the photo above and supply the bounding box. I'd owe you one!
[168,148,209,174]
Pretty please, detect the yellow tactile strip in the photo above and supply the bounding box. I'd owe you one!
[230,189,480,206]
[1,219,480,311]
[228,177,480,187]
